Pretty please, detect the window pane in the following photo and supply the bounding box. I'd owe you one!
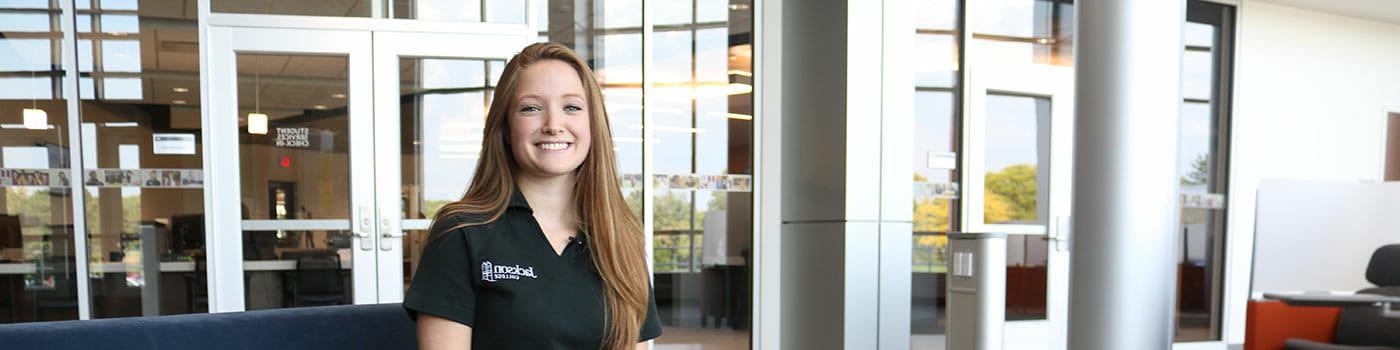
[1174,1,1234,341]
[397,55,507,293]
[911,0,959,346]
[392,0,480,21]
[1,0,79,325]
[984,94,1047,226]
[399,58,490,221]
[1182,50,1213,102]
[971,0,1073,67]
[74,0,208,319]
[914,34,958,88]
[1006,234,1048,320]
[212,0,370,17]
[236,54,354,310]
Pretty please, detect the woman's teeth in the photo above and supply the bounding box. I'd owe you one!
[538,142,569,151]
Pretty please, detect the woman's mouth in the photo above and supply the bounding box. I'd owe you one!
[536,142,572,152]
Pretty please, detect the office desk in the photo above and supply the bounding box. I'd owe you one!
[0,260,353,317]
[0,260,352,275]
[1264,292,1400,319]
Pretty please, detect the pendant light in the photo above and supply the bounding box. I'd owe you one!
[23,68,47,130]
[248,56,268,135]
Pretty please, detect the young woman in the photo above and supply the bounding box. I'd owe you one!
[404,42,661,350]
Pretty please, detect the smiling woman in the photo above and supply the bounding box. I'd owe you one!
[508,59,593,181]
[405,42,661,350]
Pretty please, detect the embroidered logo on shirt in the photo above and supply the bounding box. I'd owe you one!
[480,260,539,282]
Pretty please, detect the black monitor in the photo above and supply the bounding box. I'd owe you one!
[0,214,20,259]
[170,214,205,252]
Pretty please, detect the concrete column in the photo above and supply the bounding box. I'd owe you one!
[1069,1,1185,349]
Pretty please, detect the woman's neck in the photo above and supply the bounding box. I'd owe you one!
[515,173,579,231]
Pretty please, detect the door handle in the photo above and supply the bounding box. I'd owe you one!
[1052,215,1071,252]
[354,206,374,251]
[379,213,402,251]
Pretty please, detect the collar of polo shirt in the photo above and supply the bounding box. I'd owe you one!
[507,188,589,243]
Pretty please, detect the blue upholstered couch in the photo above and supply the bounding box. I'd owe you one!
[0,303,417,350]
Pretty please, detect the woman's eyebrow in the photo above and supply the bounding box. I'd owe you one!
[517,93,585,100]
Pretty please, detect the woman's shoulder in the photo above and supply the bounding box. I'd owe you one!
[429,210,505,240]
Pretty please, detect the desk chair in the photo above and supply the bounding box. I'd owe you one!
[0,215,19,321]
[34,256,81,321]
[184,258,208,313]
[1284,244,1400,350]
[287,252,345,307]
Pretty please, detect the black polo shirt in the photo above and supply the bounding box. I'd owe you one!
[403,189,662,349]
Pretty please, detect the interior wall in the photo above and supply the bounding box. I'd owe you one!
[1226,1,1400,344]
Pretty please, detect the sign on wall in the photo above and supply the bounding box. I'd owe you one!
[152,133,197,155]
[274,127,311,148]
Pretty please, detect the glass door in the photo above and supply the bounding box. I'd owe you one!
[206,27,377,310]
[370,31,526,302]
[964,62,1073,350]
[206,27,530,310]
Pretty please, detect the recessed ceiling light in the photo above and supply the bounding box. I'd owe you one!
[331,93,346,99]
[313,105,327,110]
[103,122,139,128]
[172,100,187,105]
[172,87,189,93]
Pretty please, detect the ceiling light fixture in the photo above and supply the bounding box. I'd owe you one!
[248,113,268,134]
[248,56,267,135]
[23,108,47,130]
[23,67,47,130]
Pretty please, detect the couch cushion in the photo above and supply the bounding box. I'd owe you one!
[0,303,417,350]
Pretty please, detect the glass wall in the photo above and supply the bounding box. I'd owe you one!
[651,0,753,347]
[910,0,958,347]
[76,0,209,318]
[538,0,754,348]
[1175,0,1235,342]
[5,0,762,336]
[1,0,80,324]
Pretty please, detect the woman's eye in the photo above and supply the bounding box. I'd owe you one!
[520,105,541,113]
[564,105,583,112]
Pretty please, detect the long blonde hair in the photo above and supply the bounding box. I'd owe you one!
[431,42,648,350]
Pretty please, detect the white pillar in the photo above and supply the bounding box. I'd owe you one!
[1069,1,1185,349]
[775,0,911,349]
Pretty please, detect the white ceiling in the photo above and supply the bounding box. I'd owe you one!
[1258,0,1400,25]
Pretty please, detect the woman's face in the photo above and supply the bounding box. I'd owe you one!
[508,59,592,179]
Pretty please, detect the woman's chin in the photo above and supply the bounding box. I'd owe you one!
[520,165,582,179]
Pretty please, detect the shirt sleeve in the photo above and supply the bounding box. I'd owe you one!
[403,223,476,327]
[639,284,663,341]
